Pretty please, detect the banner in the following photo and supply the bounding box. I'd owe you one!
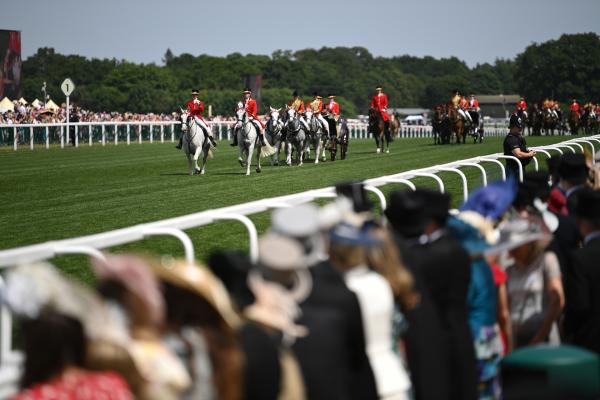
[0,30,22,100]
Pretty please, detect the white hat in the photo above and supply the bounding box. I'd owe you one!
[259,234,307,271]
[485,218,551,255]
[271,204,320,238]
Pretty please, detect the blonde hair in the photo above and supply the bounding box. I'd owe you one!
[366,227,419,311]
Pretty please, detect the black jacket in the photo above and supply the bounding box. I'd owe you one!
[399,233,478,400]
[292,261,378,400]
[568,236,600,353]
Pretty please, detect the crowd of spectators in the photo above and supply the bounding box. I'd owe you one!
[3,150,600,399]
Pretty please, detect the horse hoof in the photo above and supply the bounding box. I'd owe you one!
[376,148,381,154]
[238,159,245,168]
[201,170,205,175]
[256,168,261,173]
[386,149,390,154]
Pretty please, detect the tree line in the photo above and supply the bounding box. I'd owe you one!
[20,33,599,117]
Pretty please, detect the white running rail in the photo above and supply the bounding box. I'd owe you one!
[0,134,597,397]
[0,121,514,150]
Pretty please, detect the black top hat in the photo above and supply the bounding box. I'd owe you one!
[207,250,255,309]
[558,153,588,181]
[191,90,199,95]
[243,87,252,94]
[385,191,427,238]
[292,90,299,97]
[573,188,600,222]
[414,189,451,225]
[335,182,373,213]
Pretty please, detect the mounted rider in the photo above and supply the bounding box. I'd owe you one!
[176,90,217,149]
[543,98,559,119]
[516,97,528,119]
[467,93,480,129]
[231,87,266,147]
[451,89,472,125]
[308,92,330,134]
[287,90,309,131]
[325,94,341,136]
[371,86,391,134]
[569,98,581,117]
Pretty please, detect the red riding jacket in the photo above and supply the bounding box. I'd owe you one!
[370,93,390,121]
[244,98,265,128]
[186,99,206,121]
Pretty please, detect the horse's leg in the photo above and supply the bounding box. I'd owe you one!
[256,145,262,173]
[193,146,202,173]
[246,143,253,176]
[186,151,194,176]
[315,138,321,164]
[298,142,304,166]
[286,142,292,166]
[237,141,245,167]
[200,146,208,175]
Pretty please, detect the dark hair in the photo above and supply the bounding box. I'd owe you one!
[21,311,86,389]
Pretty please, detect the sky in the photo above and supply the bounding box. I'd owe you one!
[2,0,600,67]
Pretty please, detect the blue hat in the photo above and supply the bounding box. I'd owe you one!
[329,222,381,247]
[447,216,489,256]
[460,176,518,221]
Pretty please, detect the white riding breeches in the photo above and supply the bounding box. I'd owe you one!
[458,109,472,123]
[194,117,212,136]
[317,114,330,134]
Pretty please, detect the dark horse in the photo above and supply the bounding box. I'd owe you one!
[528,105,543,136]
[432,105,451,144]
[448,105,466,144]
[543,110,558,136]
[568,110,580,135]
[369,108,391,153]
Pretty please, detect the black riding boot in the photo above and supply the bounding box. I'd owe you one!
[230,131,238,147]
[175,137,183,149]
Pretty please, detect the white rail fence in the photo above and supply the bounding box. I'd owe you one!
[0,121,513,150]
[0,134,597,397]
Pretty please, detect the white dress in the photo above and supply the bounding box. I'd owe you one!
[344,265,411,400]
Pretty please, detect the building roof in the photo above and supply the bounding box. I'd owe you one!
[389,108,430,115]
[477,94,520,104]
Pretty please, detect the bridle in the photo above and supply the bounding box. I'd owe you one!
[181,114,198,141]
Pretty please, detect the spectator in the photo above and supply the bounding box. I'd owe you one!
[568,188,600,353]
[2,263,133,400]
[491,218,565,348]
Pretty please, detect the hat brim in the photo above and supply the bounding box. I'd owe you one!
[150,259,242,329]
[484,233,551,256]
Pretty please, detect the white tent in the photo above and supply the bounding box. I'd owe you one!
[18,97,27,105]
[0,97,14,113]
[45,99,60,111]
[31,99,42,108]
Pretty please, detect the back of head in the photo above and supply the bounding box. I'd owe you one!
[385,190,427,238]
[21,311,86,389]
[558,153,588,186]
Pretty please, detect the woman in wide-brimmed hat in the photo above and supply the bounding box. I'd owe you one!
[487,217,564,348]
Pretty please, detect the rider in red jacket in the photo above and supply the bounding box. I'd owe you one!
[569,99,581,116]
[176,90,216,149]
[231,88,266,146]
[371,86,391,136]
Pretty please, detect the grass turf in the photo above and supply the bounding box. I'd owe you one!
[0,135,570,283]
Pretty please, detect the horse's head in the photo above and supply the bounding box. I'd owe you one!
[305,108,313,120]
[179,109,190,132]
[235,102,246,122]
[287,107,297,121]
[269,106,281,123]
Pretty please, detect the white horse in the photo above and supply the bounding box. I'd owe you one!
[304,108,329,164]
[234,103,260,176]
[284,108,306,166]
[180,110,212,175]
[265,107,285,166]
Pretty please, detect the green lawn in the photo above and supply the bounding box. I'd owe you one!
[0,136,571,282]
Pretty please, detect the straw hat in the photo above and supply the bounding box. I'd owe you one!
[150,258,242,330]
[485,218,552,255]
